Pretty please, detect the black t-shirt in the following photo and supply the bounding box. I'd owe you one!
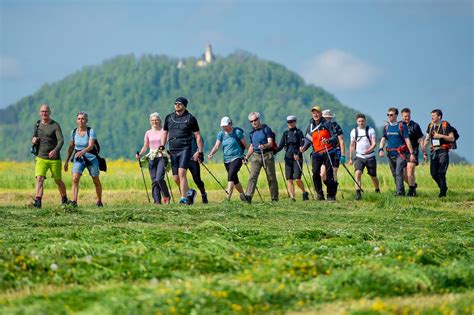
[277,128,304,160]
[426,121,453,147]
[163,110,199,151]
[406,120,423,150]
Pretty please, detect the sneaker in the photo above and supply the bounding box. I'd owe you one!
[407,186,416,197]
[327,196,336,202]
[68,200,78,207]
[355,190,362,200]
[375,188,381,193]
[61,196,69,205]
[302,191,309,201]
[162,197,170,205]
[239,193,251,204]
[201,193,208,204]
[291,197,296,202]
[96,200,103,207]
[439,190,447,198]
[179,197,187,204]
[186,189,197,205]
[33,199,42,209]
[394,192,405,197]
[316,193,325,201]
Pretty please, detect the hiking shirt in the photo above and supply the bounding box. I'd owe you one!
[383,122,409,156]
[249,124,273,154]
[350,126,376,159]
[276,128,304,161]
[145,129,165,150]
[163,110,199,152]
[71,128,97,161]
[426,121,453,151]
[33,119,64,160]
[303,117,337,155]
[406,120,423,151]
[217,128,245,163]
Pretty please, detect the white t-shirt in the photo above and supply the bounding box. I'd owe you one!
[350,126,376,158]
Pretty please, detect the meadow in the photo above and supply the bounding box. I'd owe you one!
[0,160,473,314]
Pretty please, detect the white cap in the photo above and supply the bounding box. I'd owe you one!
[286,115,297,122]
[322,109,335,118]
[220,116,232,127]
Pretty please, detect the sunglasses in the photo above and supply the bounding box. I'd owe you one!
[387,113,396,117]
[287,120,296,124]
[249,118,259,123]
[174,102,183,106]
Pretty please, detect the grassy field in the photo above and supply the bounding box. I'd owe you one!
[0,161,473,314]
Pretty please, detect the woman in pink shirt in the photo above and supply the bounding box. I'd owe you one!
[136,112,170,204]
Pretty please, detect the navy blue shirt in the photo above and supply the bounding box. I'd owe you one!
[383,122,409,156]
[249,124,273,153]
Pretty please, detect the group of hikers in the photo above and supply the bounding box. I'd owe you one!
[31,98,458,207]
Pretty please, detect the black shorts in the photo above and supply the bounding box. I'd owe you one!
[408,149,419,166]
[354,156,377,177]
[170,147,192,175]
[285,159,302,180]
[224,158,243,184]
[333,149,341,168]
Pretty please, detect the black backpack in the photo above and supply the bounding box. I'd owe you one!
[354,126,372,145]
[72,127,101,155]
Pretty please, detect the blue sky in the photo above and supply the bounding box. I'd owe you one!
[1,0,472,160]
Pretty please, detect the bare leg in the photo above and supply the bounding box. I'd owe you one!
[92,176,102,202]
[71,173,81,202]
[333,168,339,182]
[54,179,67,198]
[235,182,244,194]
[406,162,416,186]
[178,168,188,198]
[295,179,305,192]
[288,179,295,198]
[35,176,45,198]
[355,170,362,190]
[320,164,327,182]
[227,181,235,200]
[371,176,380,190]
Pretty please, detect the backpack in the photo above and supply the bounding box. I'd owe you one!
[72,127,101,155]
[219,127,245,151]
[429,121,459,150]
[30,120,41,156]
[250,124,278,153]
[354,126,372,145]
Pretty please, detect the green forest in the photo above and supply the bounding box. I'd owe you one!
[1,51,464,162]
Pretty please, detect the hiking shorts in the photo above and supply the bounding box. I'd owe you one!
[333,149,341,168]
[170,147,192,175]
[224,158,243,184]
[407,149,419,166]
[285,159,302,180]
[72,157,99,177]
[354,156,377,177]
[35,157,62,180]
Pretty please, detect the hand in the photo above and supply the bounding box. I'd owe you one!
[348,158,353,165]
[192,151,199,162]
[64,162,68,172]
[432,132,443,139]
[340,156,346,164]
[299,146,305,153]
[208,153,214,160]
[294,154,300,161]
[243,157,249,164]
[74,151,83,159]
[322,137,329,144]
[158,145,165,152]
[378,150,385,158]
[32,137,39,145]
[423,152,428,162]
[410,153,416,163]
[48,150,58,159]
[198,152,204,163]
[258,144,266,150]
[135,153,140,159]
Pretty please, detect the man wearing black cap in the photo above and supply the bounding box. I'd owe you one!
[161,97,203,205]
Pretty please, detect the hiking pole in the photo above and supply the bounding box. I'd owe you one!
[278,162,290,198]
[296,158,314,200]
[200,161,229,195]
[165,170,175,203]
[136,151,151,203]
[340,162,364,192]
[243,161,264,202]
[303,152,317,199]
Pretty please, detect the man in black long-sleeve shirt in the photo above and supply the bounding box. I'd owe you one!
[276,115,309,201]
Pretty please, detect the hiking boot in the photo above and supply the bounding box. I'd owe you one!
[162,197,170,205]
[407,186,416,197]
[33,199,42,209]
[302,191,309,201]
[316,193,325,201]
[96,200,103,207]
[61,196,69,205]
[291,197,296,202]
[439,190,447,198]
[375,188,381,193]
[327,195,336,202]
[179,197,187,204]
[186,189,197,205]
[239,193,251,203]
[201,193,208,204]
[355,189,362,200]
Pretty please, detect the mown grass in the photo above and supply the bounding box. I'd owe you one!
[0,161,473,314]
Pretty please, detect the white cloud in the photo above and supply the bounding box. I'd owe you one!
[0,56,21,78]
[302,49,381,90]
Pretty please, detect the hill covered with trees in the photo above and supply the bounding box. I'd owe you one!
[0,51,386,160]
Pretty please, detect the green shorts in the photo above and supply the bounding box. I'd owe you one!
[35,157,62,180]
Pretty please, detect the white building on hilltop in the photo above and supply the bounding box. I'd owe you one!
[196,44,214,67]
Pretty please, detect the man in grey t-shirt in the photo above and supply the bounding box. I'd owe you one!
[31,104,68,208]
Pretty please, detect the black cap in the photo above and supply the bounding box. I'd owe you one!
[174,97,188,107]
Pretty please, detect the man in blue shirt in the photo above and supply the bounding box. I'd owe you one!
[378,107,416,196]
[242,112,279,202]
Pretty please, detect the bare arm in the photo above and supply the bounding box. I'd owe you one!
[208,140,222,159]
[378,138,386,157]
[63,140,75,171]
[137,136,149,158]
[349,139,356,162]
[161,130,168,148]
[245,144,254,161]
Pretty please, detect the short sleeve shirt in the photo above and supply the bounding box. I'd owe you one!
[72,128,97,161]
[350,126,376,158]
[250,125,273,153]
[145,129,164,150]
[406,121,423,150]
[426,121,453,149]
[163,110,199,151]
[217,128,244,163]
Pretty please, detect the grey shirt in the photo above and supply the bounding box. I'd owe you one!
[33,119,64,160]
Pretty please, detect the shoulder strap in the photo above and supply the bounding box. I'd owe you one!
[72,127,78,139]
[34,120,41,137]
[354,128,358,141]
[365,126,371,144]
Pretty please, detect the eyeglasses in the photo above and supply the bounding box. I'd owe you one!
[287,120,296,124]
[249,118,259,123]
[174,102,183,106]
[387,113,396,117]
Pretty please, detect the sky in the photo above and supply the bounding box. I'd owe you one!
[1,0,473,161]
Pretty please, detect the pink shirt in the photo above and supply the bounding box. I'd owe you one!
[145,129,164,150]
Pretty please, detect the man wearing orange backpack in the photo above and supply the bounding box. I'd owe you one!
[422,109,456,197]
[378,107,416,196]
